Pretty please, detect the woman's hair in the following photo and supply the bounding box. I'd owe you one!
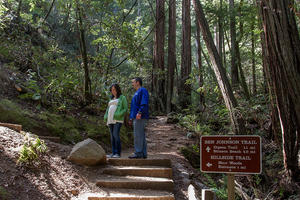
[110,83,122,99]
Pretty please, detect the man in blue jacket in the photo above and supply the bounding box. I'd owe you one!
[129,77,149,159]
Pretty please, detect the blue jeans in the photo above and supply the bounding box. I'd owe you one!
[109,123,122,155]
[133,119,147,157]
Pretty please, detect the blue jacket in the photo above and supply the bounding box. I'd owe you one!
[130,87,149,119]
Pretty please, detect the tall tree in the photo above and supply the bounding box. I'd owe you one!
[195,15,205,110]
[166,0,176,113]
[236,0,250,99]
[76,0,91,104]
[179,0,192,108]
[216,0,223,61]
[192,0,245,134]
[153,0,166,112]
[17,0,22,21]
[229,0,239,88]
[259,0,300,181]
[251,19,256,96]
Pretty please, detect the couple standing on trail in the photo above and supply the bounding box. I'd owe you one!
[104,77,149,159]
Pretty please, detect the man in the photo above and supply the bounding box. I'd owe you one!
[129,77,149,159]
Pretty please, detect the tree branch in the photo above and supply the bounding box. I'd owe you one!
[42,0,56,24]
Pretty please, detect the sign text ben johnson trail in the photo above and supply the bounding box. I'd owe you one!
[200,136,262,174]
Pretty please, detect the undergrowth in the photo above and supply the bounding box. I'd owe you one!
[0,186,9,200]
[17,136,47,166]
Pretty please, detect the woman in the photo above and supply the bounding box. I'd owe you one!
[104,83,128,158]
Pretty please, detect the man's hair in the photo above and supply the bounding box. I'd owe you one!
[133,77,143,86]
[110,83,122,99]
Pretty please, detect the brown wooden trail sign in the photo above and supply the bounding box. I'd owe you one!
[200,135,262,174]
[200,135,262,200]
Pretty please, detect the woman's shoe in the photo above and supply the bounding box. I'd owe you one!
[112,154,120,158]
[107,154,114,158]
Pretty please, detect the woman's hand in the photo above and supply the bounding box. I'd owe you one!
[128,119,133,126]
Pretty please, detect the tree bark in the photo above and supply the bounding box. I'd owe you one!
[259,0,300,181]
[193,0,245,134]
[17,0,22,21]
[179,0,192,108]
[42,0,56,24]
[166,0,176,113]
[236,0,250,99]
[153,0,166,112]
[195,16,205,110]
[251,20,256,96]
[218,0,223,63]
[76,0,91,104]
[229,0,239,88]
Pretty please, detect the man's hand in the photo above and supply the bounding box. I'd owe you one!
[136,113,142,120]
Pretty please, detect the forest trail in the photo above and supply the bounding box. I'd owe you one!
[75,116,202,200]
[0,116,203,200]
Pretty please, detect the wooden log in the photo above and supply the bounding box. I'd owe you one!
[39,136,61,143]
[0,122,22,132]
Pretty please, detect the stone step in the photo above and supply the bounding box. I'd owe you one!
[73,189,174,200]
[107,158,171,167]
[96,176,174,192]
[88,196,175,200]
[103,166,172,178]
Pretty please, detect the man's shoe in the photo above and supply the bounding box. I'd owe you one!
[128,154,142,159]
[112,154,120,158]
[143,156,147,159]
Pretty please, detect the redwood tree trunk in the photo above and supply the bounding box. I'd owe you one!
[260,0,300,181]
[217,0,223,62]
[17,0,22,21]
[195,16,205,110]
[251,20,257,96]
[179,0,192,108]
[229,0,239,88]
[193,0,245,134]
[153,0,165,112]
[167,0,176,113]
[76,0,91,104]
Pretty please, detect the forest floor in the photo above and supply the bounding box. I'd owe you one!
[0,116,203,200]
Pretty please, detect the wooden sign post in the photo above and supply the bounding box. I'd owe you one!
[200,135,262,200]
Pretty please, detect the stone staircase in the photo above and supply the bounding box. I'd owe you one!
[84,158,175,200]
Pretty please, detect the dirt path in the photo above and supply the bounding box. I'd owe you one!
[144,116,202,199]
[0,116,204,200]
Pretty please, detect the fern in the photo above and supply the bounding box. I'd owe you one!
[17,137,47,166]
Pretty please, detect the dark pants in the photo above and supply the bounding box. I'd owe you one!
[109,123,122,155]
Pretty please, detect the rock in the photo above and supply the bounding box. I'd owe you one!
[67,138,106,166]
[69,190,79,196]
[188,184,201,200]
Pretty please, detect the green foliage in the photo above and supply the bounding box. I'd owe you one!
[0,186,9,200]
[18,71,41,101]
[0,99,114,145]
[213,105,230,124]
[17,137,47,166]
[202,173,227,199]
[180,145,200,168]
[0,99,37,130]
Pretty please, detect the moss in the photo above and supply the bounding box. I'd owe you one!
[0,99,33,126]
[0,186,9,200]
[180,146,200,168]
[63,128,82,143]
[0,99,133,146]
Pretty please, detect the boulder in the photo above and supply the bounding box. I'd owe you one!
[67,138,106,166]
